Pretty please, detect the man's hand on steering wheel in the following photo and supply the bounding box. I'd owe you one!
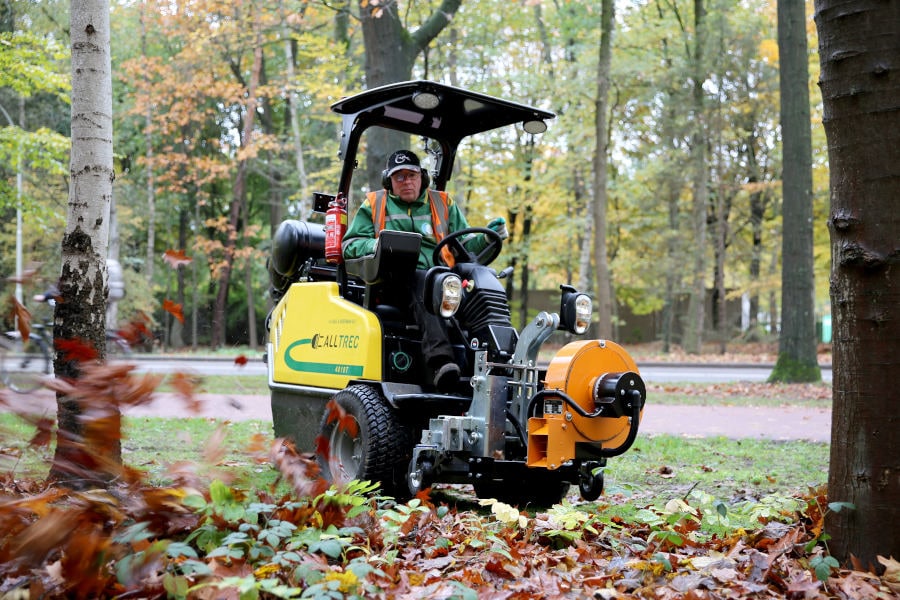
[432,227,503,267]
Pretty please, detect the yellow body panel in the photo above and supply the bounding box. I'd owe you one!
[528,339,643,468]
[269,282,382,388]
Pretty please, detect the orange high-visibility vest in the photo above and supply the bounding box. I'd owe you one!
[367,188,455,266]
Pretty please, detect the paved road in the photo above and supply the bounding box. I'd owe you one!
[126,356,833,384]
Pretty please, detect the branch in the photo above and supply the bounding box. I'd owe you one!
[411,0,462,52]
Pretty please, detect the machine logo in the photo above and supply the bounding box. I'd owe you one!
[310,333,360,349]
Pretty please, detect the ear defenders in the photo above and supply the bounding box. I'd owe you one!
[382,168,430,193]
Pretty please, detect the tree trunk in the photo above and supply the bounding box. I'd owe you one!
[211,24,262,348]
[518,206,532,330]
[358,0,462,187]
[682,0,708,355]
[815,0,900,569]
[140,2,156,286]
[504,208,517,301]
[281,0,309,220]
[770,0,821,382]
[50,0,117,487]
[747,177,768,339]
[591,0,614,339]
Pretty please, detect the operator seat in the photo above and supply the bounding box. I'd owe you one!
[344,230,423,333]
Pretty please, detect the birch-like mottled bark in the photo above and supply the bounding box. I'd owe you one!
[51,0,117,485]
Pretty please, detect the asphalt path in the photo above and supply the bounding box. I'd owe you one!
[126,356,833,384]
[3,357,832,443]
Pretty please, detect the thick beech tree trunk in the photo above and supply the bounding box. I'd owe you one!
[815,0,900,568]
[50,0,117,486]
[770,0,821,382]
[358,0,462,186]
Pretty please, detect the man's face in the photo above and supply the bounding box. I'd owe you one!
[391,169,421,202]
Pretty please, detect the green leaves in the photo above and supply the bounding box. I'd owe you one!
[0,32,70,100]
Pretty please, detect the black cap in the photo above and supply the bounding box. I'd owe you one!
[385,150,422,177]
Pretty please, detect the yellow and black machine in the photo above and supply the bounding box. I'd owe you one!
[266,81,646,504]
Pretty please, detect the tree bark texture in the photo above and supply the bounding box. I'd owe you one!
[683,0,708,354]
[592,0,614,339]
[358,0,462,188]
[815,0,900,568]
[51,0,117,485]
[770,0,821,382]
[212,20,262,348]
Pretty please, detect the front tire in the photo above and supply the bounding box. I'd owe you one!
[318,384,411,498]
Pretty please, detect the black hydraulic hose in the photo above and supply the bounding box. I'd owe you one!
[525,388,644,458]
[595,390,643,458]
[526,388,605,421]
[506,408,528,449]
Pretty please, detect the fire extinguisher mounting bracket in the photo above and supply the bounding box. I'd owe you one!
[313,192,336,213]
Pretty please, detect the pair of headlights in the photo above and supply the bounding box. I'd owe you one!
[429,276,593,335]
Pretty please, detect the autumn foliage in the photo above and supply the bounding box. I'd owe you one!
[0,359,898,599]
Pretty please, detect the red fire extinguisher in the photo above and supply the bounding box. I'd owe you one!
[324,194,347,264]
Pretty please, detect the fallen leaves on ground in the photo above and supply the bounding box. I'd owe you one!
[0,340,891,599]
[649,381,832,402]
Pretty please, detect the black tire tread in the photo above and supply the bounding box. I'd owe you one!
[321,384,411,497]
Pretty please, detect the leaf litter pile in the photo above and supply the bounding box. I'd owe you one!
[1,362,898,598]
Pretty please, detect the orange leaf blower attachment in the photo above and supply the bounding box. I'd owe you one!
[527,340,646,469]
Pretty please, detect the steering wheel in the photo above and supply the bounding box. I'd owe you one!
[432,227,503,267]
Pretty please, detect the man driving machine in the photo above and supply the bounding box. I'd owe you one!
[342,149,508,392]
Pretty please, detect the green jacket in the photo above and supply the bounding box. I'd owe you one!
[342,189,489,270]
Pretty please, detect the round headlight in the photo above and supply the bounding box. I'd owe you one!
[439,275,462,317]
[573,294,592,334]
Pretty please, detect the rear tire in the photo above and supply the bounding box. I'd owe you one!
[318,384,412,499]
[1,335,51,393]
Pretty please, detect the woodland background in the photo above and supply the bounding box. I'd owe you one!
[0,0,828,351]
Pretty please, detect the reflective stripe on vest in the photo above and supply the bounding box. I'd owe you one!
[368,188,455,266]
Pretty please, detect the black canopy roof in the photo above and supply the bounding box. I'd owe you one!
[330,80,554,192]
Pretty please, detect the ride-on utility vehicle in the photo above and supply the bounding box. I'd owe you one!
[265,81,646,505]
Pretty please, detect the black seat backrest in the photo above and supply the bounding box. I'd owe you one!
[345,231,422,310]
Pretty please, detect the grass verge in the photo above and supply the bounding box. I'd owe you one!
[1,413,827,504]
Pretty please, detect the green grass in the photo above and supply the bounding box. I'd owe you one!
[1,412,828,502]
[156,374,269,395]
[1,415,282,489]
[604,433,828,501]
